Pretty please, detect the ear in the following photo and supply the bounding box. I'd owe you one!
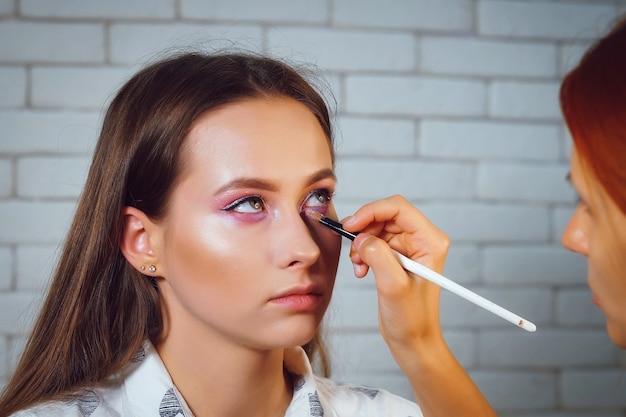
[120,206,161,275]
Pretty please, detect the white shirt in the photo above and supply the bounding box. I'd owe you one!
[11,342,423,417]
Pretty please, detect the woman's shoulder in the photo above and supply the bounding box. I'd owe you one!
[8,388,120,417]
[9,401,82,417]
[313,376,423,416]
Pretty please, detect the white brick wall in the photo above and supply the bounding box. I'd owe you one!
[1,0,624,414]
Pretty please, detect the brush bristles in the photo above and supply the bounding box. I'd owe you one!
[304,208,324,222]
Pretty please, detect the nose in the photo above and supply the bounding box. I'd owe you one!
[561,206,589,256]
[273,210,321,269]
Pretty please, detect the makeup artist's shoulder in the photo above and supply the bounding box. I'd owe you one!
[314,376,423,416]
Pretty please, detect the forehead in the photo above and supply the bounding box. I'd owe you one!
[182,97,334,183]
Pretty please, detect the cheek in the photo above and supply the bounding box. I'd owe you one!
[163,216,262,302]
[318,228,342,281]
[587,226,626,301]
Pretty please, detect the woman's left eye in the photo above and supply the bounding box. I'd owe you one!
[224,196,265,213]
[303,189,333,208]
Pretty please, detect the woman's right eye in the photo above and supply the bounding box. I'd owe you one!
[223,196,265,213]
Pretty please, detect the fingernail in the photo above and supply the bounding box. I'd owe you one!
[342,215,355,227]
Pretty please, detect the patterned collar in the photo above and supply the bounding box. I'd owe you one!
[84,341,324,417]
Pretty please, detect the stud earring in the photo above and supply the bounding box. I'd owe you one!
[148,265,157,273]
[140,265,146,271]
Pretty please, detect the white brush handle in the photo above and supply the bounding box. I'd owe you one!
[392,250,537,332]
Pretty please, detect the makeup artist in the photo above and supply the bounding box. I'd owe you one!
[0,53,496,416]
[560,16,626,348]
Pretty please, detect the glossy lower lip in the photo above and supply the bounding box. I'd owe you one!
[269,293,323,311]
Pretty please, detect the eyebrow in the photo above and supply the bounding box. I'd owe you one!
[214,168,336,195]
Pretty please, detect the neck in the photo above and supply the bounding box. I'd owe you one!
[156,307,293,417]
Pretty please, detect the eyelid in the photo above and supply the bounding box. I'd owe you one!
[300,187,334,209]
[222,194,263,211]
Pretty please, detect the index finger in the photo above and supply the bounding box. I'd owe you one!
[342,195,431,235]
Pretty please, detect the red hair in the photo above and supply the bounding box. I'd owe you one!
[560,17,626,215]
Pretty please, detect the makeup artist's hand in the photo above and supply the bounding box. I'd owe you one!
[342,195,448,350]
[342,195,497,417]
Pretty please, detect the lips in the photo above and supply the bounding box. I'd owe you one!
[269,284,325,310]
[587,279,601,308]
[591,292,601,307]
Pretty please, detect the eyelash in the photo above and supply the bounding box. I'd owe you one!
[222,188,334,213]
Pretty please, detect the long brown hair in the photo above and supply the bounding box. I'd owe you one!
[560,17,626,215]
[0,52,334,415]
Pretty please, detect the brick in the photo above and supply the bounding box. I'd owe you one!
[419,203,550,242]
[333,242,361,286]
[552,206,576,242]
[333,0,473,32]
[21,0,175,19]
[0,158,11,197]
[560,41,592,76]
[326,330,475,376]
[442,244,480,284]
[336,159,474,200]
[477,163,575,203]
[0,246,11,290]
[327,285,378,330]
[268,27,415,72]
[561,369,626,408]
[0,338,7,384]
[0,21,104,63]
[110,23,264,65]
[479,329,616,367]
[336,116,415,157]
[1,336,28,385]
[419,120,561,161]
[0,201,76,244]
[489,81,561,120]
[471,370,556,410]
[325,363,413,401]
[420,37,557,77]
[442,330,476,367]
[0,0,14,15]
[484,245,587,285]
[440,287,551,329]
[345,75,486,117]
[0,110,100,154]
[181,0,327,23]
[556,288,606,326]
[0,67,26,107]
[0,292,41,334]
[17,156,90,198]
[319,72,340,110]
[31,67,131,109]
[327,331,399,373]
[16,245,59,291]
[479,1,617,40]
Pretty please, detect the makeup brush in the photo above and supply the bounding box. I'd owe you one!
[305,209,537,332]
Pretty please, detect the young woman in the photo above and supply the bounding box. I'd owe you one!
[560,17,626,348]
[0,53,495,416]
